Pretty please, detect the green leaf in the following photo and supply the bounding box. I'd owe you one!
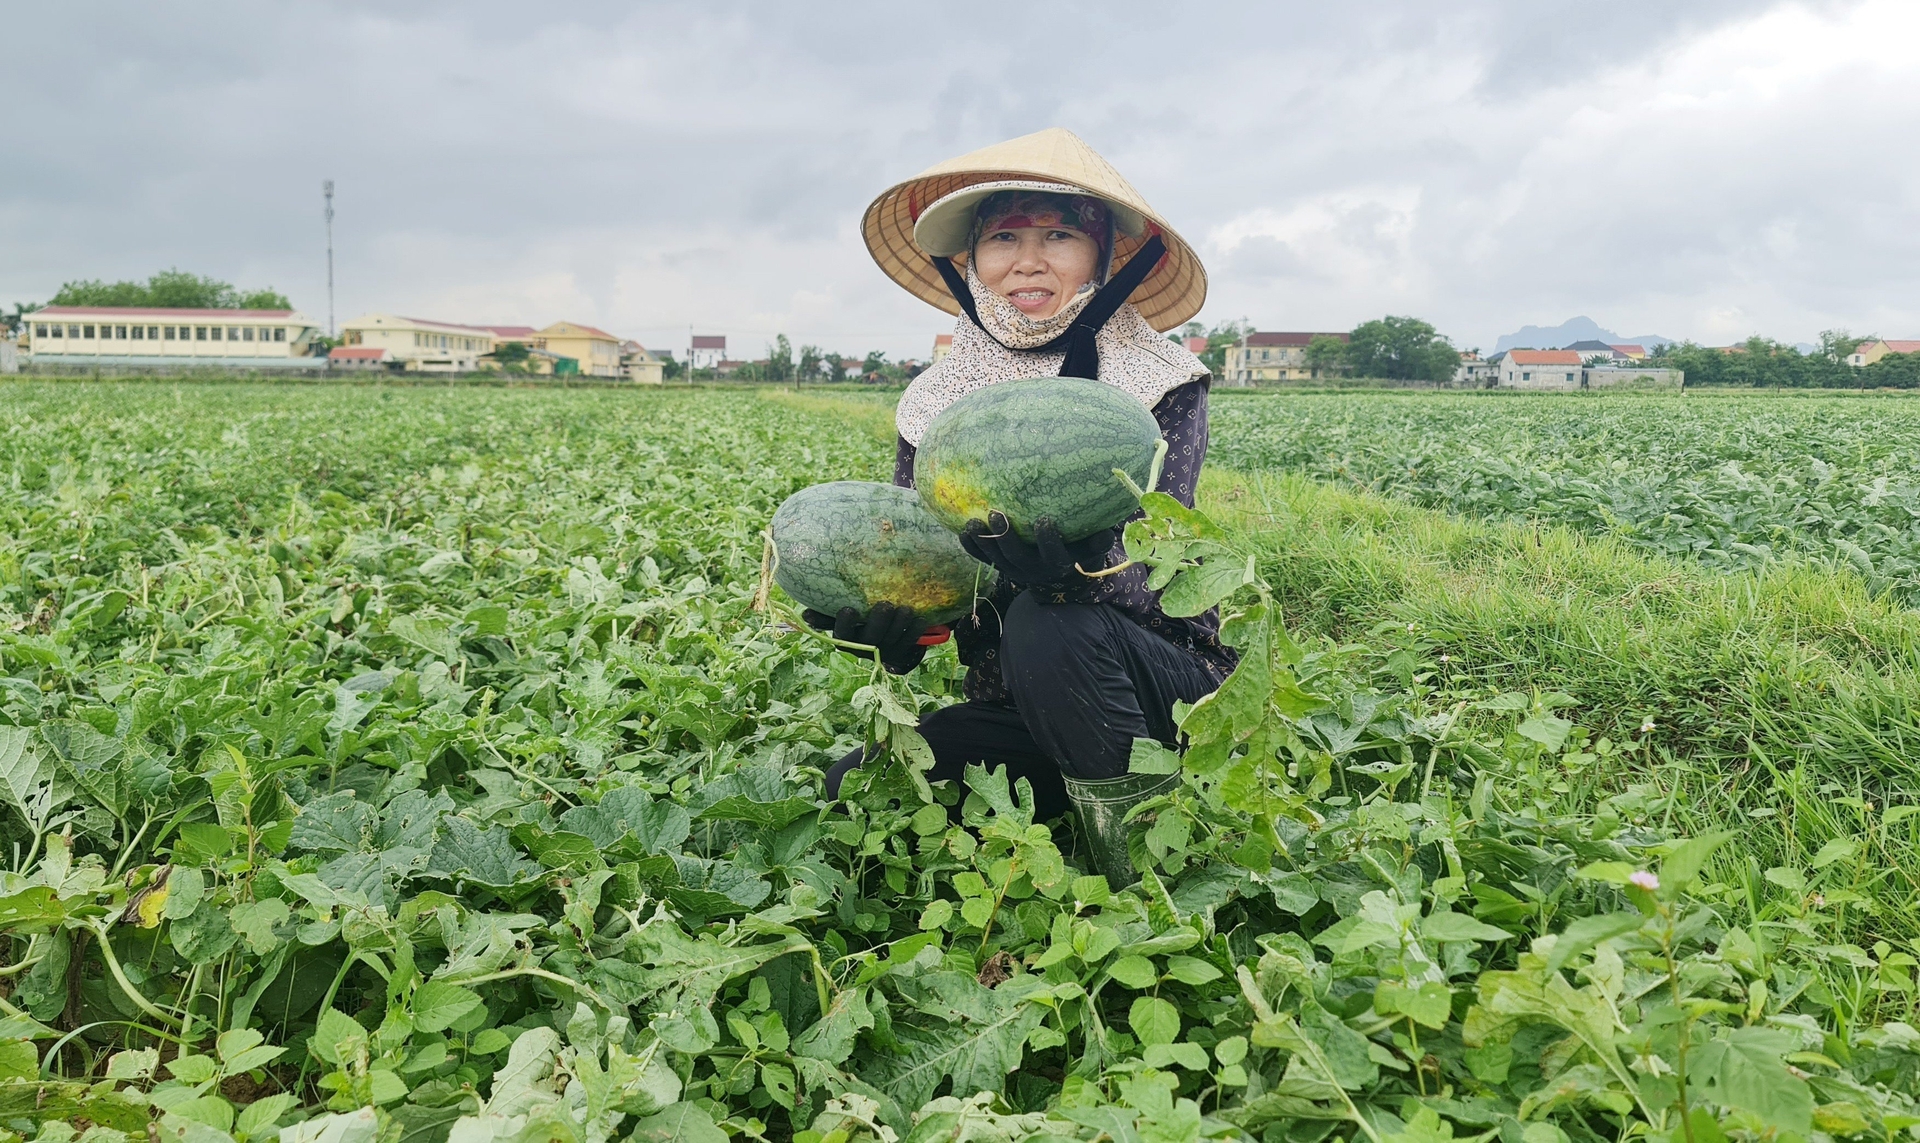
[0,1041,35,1082]
[1163,956,1223,986]
[1660,829,1738,894]
[236,1092,298,1138]
[628,1102,728,1143]
[1158,553,1254,618]
[427,816,542,889]
[864,974,1048,1109]
[1515,715,1572,751]
[1544,911,1647,974]
[1810,837,1858,869]
[1128,996,1181,1046]
[0,727,56,829]
[1694,1026,1813,1134]
[229,898,289,955]
[1374,981,1452,1030]
[0,887,67,934]
[792,985,874,1065]
[1108,955,1159,989]
[560,787,691,854]
[697,794,815,829]
[411,981,484,1033]
[311,1008,365,1067]
[1421,911,1512,944]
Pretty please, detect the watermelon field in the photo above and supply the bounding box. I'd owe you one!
[1,379,1918,1143]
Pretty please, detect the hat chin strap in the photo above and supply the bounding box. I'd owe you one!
[932,234,1166,380]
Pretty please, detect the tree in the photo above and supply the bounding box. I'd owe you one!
[1304,335,1347,378]
[1818,329,1870,363]
[48,269,291,310]
[1344,315,1459,382]
[797,344,823,383]
[2,303,41,337]
[825,354,850,382]
[1171,319,1250,377]
[765,335,794,383]
[861,351,887,380]
[492,341,532,369]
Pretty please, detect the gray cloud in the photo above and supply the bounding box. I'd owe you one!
[4,0,1913,358]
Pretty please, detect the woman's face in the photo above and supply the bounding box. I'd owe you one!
[971,226,1100,319]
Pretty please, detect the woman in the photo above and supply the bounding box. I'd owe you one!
[819,129,1232,884]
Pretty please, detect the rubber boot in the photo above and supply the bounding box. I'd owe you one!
[1061,770,1180,889]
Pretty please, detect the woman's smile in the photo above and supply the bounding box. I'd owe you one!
[1007,286,1056,313]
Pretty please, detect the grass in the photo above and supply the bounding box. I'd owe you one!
[1201,468,1920,952]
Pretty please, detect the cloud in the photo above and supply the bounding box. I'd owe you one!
[3,0,1915,357]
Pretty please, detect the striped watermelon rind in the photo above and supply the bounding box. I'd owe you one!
[913,376,1163,542]
[770,480,998,625]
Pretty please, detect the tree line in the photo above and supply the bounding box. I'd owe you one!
[4,270,294,334]
[1652,333,1920,389]
[707,335,921,384]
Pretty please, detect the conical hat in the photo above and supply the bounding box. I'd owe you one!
[862,128,1207,333]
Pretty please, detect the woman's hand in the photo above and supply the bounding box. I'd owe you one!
[959,511,1121,586]
[803,602,929,673]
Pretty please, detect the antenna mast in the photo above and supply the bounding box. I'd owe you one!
[322,180,336,338]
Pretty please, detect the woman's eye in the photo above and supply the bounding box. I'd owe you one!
[988,231,1017,241]
[1048,230,1075,240]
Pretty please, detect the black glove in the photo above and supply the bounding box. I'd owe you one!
[802,601,929,674]
[959,512,1121,586]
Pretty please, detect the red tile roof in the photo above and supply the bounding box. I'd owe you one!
[1608,344,1646,355]
[329,347,388,360]
[1184,337,1209,354]
[1246,331,1348,347]
[36,305,296,318]
[1508,350,1583,366]
[934,334,953,346]
[484,325,539,338]
[398,316,497,332]
[1884,340,1920,354]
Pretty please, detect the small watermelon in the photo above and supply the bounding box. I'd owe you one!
[913,377,1164,542]
[770,481,997,624]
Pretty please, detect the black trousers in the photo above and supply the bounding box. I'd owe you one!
[826,591,1223,821]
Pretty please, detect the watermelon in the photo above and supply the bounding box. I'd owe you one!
[770,481,997,624]
[913,377,1165,542]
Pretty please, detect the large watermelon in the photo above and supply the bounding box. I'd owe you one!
[770,481,997,624]
[913,377,1164,542]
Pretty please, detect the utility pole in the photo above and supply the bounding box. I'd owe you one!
[687,323,693,384]
[322,180,335,338]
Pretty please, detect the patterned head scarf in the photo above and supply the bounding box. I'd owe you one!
[968,190,1113,281]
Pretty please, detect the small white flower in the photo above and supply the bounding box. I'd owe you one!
[1438,653,1450,663]
[1629,870,1660,892]
[1639,718,1655,734]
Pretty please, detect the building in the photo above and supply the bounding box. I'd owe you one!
[338,314,493,371]
[1565,339,1626,362]
[1184,336,1208,356]
[690,335,727,370]
[1221,331,1349,385]
[538,321,622,378]
[1501,350,1584,389]
[1847,339,1920,367]
[24,306,320,367]
[1454,351,1497,387]
[329,346,392,371]
[621,340,665,384]
[932,334,953,363]
[1584,366,1683,389]
[1610,344,1648,360]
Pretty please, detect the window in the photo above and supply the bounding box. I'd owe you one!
[1522,372,1531,381]
[196,327,207,340]
[164,326,175,340]
[34,324,46,338]
[147,326,158,339]
[67,325,78,338]
[1565,372,1575,382]
[115,325,127,339]
[273,328,285,342]
[132,326,144,340]
[243,327,255,342]
[83,325,95,338]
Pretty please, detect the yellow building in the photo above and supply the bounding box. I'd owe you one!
[339,314,494,372]
[538,321,623,378]
[620,340,665,384]
[25,306,319,366]
[1847,339,1920,367]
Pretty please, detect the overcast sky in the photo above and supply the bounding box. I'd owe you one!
[5,0,1916,359]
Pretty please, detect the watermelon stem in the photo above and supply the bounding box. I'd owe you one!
[1111,438,1169,500]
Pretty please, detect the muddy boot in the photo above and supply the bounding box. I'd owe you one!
[1062,770,1180,889]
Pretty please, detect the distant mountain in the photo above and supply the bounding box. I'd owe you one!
[1492,316,1672,354]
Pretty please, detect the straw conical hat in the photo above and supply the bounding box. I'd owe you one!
[862,128,1207,333]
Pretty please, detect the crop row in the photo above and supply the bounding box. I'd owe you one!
[1209,390,1920,598]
